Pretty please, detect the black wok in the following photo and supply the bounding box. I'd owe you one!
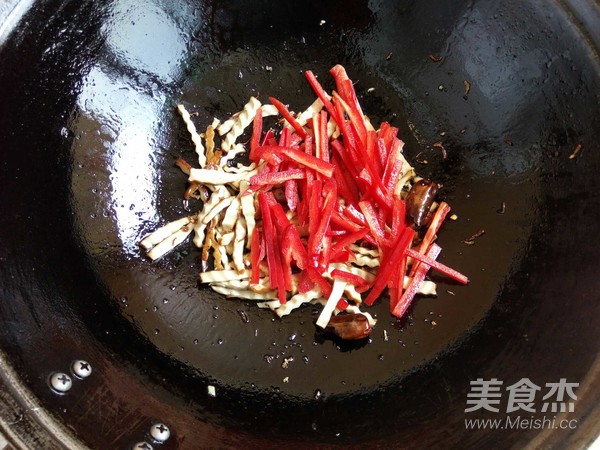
[0,0,599,448]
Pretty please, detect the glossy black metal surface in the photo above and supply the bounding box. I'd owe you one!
[0,0,599,448]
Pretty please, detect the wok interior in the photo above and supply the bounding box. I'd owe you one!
[0,0,599,448]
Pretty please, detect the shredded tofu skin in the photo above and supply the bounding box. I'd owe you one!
[139,67,461,337]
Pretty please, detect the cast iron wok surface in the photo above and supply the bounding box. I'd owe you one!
[0,0,599,448]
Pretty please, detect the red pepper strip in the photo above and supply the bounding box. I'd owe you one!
[332,161,359,207]
[364,227,415,306]
[308,178,322,235]
[260,128,274,146]
[319,110,329,162]
[298,270,314,293]
[380,124,399,156]
[329,248,354,263]
[392,244,441,318]
[336,298,349,311]
[357,168,393,212]
[330,139,359,178]
[278,126,291,147]
[249,108,263,161]
[250,227,261,285]
[405,248,468,284]
[331,97,359,157]
[284,179,299,211]
[332,91,367,149]
[378,122,390,141]
[409,202,451,277]
[383,156,403,194]
[331,210,363,233]
[382,138,404,190]
[358,200,387,245]
[289,132,303,148]
[332,228,368,250]
[309,180,337,266]
[331,268,369,287]
[304,70,337,122]
[281,226,308,288]
[258,192,285,303]
[278,146,334,177]
[341,78,367,129]
[346,123,385,188]
[388,254,407,311]
[249,168,305,187]
[329,65,366,121]
[252,145,284,165]
[318,235,333,270]
[376,137,388,170]
[390,196,407,242]
[269,97,308,139]
[366,130,383,178]
[296,137,316,226]
[343,204,367,226]
[330,64,352,100]
[307,267,332,297]
[265,134,277,147]
[267,201,292,235]
[304,135,314,156]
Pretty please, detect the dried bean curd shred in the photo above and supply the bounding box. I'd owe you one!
[140,65,468,339]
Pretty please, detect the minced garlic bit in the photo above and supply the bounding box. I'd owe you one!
[207,385,216,397]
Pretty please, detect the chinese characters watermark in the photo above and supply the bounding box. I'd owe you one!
[464,378,579,431]
[465,378,578,414]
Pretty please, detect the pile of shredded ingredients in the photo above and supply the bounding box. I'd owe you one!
[140,65,468,340]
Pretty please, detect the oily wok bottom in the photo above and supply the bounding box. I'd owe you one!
[0,0,599,448]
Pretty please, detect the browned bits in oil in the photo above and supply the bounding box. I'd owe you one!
[429,54,443,62]
[415,152,428,165]
[504,136,514,146]
[569,144,583,160]
[464,229,485,245]
[433,142,448,159]
[463,80,471,97]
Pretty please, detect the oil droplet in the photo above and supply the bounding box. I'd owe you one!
[162,298,169,304]
[193,339,199,345]
[153,329,160,335]
[217,338,223,344]
[152,306,158,312]
[314,389,322,400]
